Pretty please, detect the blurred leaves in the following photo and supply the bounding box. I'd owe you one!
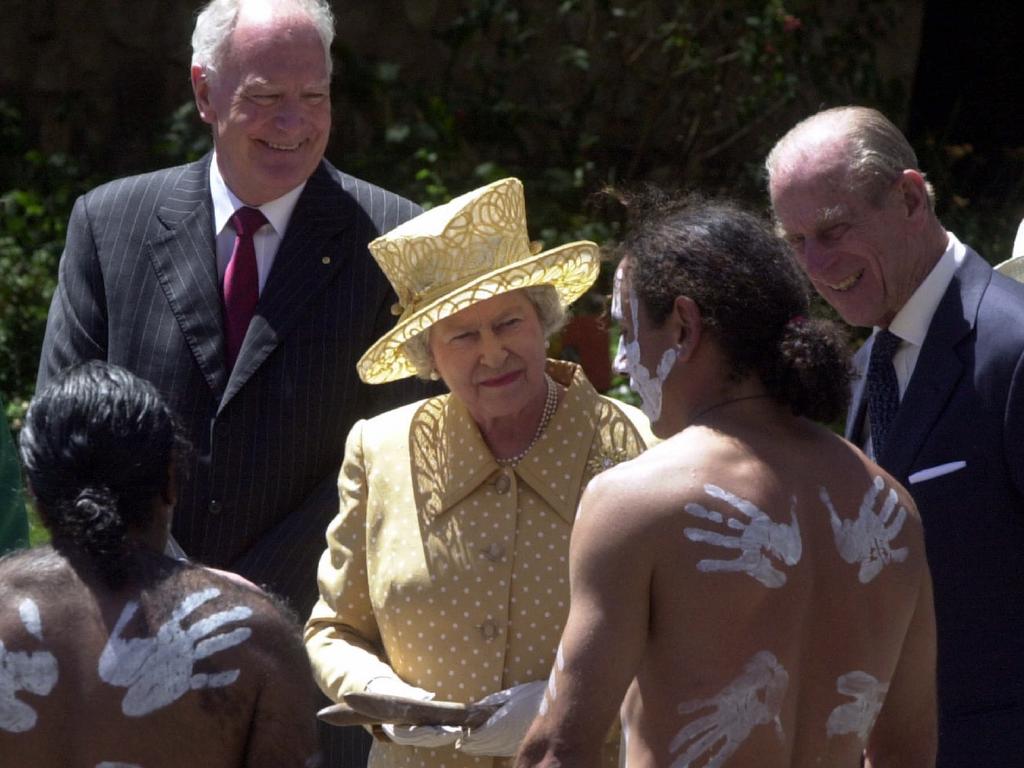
[0,106,97,415]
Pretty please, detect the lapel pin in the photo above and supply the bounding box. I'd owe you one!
[322,256,331,265]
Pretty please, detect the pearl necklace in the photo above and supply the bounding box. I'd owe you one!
[496,374,559,467]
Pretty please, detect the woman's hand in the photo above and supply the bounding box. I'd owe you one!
[364,675,434,701]
[457,680,547,757]
[365,675,462,748]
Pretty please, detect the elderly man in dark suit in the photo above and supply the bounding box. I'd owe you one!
[766,105,1024,767]
[36,1,429,763]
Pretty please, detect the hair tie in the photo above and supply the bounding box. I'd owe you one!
[787,314,807,327]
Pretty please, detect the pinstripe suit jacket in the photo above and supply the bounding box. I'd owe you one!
[36,155,431,616]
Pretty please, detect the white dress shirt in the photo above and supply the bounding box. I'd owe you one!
[209,154,306,294]
[864,231,965,457]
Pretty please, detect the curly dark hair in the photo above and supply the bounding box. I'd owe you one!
[19,361,189,588]
[612,189,852,423]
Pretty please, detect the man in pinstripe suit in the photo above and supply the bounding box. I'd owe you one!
[36,0,427,659]
[38,4,431,764]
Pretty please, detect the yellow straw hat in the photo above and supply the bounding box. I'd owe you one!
[357,177,600,383]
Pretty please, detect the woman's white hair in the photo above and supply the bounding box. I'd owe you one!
[401,285,567,381]
[191,0,335,80]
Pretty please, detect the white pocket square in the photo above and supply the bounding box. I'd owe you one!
[908,461,967,485]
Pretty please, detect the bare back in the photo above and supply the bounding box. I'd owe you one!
[0,548,319,768]
[619,409,933,766]
[520,402,935,768]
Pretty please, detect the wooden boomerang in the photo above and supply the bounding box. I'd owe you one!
[317,692,499,729]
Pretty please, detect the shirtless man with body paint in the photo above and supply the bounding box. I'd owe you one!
[516,195,936,768]
[0,362,319,768]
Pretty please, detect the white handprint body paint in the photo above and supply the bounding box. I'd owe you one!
[539,642,566,716]
[683,485,802,588]
[826,671,889,740]
[612,264,679,422]
[0,598,59,733]
[822,475,909,584]
[670,650,788,768]
[98,588,253,717]
[19,599,43,640]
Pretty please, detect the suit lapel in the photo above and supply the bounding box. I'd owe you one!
[220,162,354,409]
[146,156,228,394]
[879,250,989,478]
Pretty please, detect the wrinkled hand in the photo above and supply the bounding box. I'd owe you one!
[365,675,435,700]
[98,587,253,716]
[822,475,908,584]
[457,680,546,757]
[683,484,802,588]
[365,676,462,748]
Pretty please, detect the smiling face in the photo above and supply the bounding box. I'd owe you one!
[769,140,924,329]
[428,289,549,427]
[192,7,331,205]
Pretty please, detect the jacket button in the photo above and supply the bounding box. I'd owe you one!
[209,500,222,515]
[479,621,500,641]
[480,543,505,562]
[494,473,511,494]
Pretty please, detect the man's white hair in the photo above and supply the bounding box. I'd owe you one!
[191,0,335,80]
[766,105,935,210]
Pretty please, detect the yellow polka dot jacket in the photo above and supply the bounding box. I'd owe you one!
[305,361,654,768]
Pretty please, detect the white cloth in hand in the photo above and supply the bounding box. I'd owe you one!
[365,676,462,748]
[457,680,547,757]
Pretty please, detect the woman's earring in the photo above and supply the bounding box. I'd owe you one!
[429,369,440,381]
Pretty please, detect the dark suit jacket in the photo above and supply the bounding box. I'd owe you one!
[37,156,431,618]
[847,248,1024,767]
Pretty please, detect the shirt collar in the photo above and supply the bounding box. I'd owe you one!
[209,151,306,237]
[885,230,965,347]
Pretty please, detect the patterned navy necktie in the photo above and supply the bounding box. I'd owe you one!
[867,328,901,458]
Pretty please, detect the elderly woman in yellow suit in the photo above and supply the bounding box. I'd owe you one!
[305,178,654,768]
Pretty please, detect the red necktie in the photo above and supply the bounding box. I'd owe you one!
[223,206,267,371]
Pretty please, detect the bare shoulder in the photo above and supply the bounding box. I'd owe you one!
[579,428,722,538]
[0,547,79,634]
[155,566,309,657]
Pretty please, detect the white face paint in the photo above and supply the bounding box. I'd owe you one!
[0,598,59,733]
[98,588,253,717]
[613,264,678,422]
[821,475,909,584]
[683,485,802,588]
[670,650,788,768]
[826,671,889,740]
